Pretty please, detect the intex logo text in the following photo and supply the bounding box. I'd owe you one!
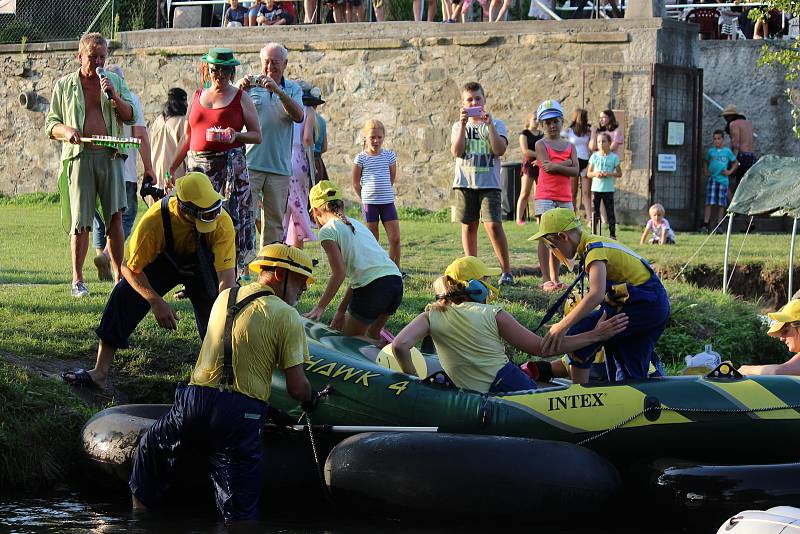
[548,393,606,411]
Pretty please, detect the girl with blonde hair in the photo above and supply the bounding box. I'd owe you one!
[352,118,401,267]
[304,180,403,343]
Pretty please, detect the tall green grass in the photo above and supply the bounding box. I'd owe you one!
[0,199,791,489]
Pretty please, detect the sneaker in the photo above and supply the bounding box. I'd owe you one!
[499,272,514,286]
[400,271,409,280]
[71,281,89,298]
[516,220,527,226]
[699,225,709,234]
[93,254,113,282]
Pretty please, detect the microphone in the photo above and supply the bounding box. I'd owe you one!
[96,68,113,101]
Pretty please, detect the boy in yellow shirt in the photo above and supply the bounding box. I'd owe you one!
[530,208,670,384]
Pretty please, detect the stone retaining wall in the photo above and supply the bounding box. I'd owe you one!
[0,19,709,224]
[700,39,800,162]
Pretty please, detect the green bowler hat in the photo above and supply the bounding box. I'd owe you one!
[200,47,241,67]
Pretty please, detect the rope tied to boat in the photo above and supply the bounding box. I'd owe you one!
[303,411,332,499]
[577,402,800,446]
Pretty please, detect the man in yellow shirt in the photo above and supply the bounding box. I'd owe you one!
[129,242,318,523]
[61,172,237,389]
[740,300,800,376]
[530,208,670,384]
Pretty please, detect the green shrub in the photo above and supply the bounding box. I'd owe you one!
[0,192,59,206]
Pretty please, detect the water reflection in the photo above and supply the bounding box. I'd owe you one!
[0,490,696,534]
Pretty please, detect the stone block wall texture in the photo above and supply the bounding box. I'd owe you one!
[4,19,769,228]
[700,39,800,162]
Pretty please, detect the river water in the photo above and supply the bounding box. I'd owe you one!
[0,489,719,534]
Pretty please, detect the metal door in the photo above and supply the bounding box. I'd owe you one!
[650,64,703,230]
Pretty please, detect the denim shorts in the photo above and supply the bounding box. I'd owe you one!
[349,274,403,324]
[535,199,574,216]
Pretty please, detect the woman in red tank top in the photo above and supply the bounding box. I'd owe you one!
[169,48,262,279]
[533,100,579,293]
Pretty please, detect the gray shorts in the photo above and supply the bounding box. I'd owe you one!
[452,188,502,224]
[67,148,127,234]
[534,199,574,217]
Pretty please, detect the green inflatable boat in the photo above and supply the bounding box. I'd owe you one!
[273,319,800,465]
[81,319,800,519]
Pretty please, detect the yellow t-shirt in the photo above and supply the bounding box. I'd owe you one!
[577,231,651,286]
[428,302,508,393]
[125,197,236,274]
[190,282,309,402]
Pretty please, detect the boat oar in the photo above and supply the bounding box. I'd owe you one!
[289,425,439,433]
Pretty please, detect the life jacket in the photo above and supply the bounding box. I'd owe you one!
[159,196,219,300]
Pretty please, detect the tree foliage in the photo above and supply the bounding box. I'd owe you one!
[755,0,800,137]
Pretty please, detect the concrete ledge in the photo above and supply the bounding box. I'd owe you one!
[45,41,80,51]
[117,19,681,50]
[576,32,629,43]
[453,35,494,46]
[309,38,406,50]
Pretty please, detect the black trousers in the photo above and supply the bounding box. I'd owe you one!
[592,192,616,238]
[95,255,216,349]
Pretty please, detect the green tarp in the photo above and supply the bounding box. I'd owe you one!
[728,155,800,219]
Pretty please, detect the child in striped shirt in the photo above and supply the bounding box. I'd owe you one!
[352,119,401,268]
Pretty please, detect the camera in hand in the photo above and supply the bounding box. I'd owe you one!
[140,175,165,200]
[464,106,484,118]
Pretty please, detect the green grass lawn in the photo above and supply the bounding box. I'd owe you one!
[0,198,792,490]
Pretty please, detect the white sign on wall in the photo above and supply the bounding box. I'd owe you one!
[0,1,15,14]
[658,154,677,172]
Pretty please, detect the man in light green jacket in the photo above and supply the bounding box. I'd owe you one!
[46,32,136,297]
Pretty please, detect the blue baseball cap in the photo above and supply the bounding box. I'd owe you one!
[536,99,564,121]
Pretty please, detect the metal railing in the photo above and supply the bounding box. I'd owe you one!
[0,0,157,45]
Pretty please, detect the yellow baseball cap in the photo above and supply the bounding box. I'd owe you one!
[528,208,581,241]
[444,256,501,282]
[309,180,342,209]
[174,172,225,233]
[249,242,315,288]
[767,300,800,335]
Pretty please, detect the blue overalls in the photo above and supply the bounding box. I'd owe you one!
[566,241,670,381]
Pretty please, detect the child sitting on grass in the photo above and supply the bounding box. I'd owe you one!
[640,203,676,245]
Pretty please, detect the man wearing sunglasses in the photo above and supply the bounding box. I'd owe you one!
[62,172,237,389]
[739,300,800,376]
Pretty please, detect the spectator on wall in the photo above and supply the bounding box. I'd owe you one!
[222,0,249,26]
[414,0,438,21]
[256,0,291,25]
